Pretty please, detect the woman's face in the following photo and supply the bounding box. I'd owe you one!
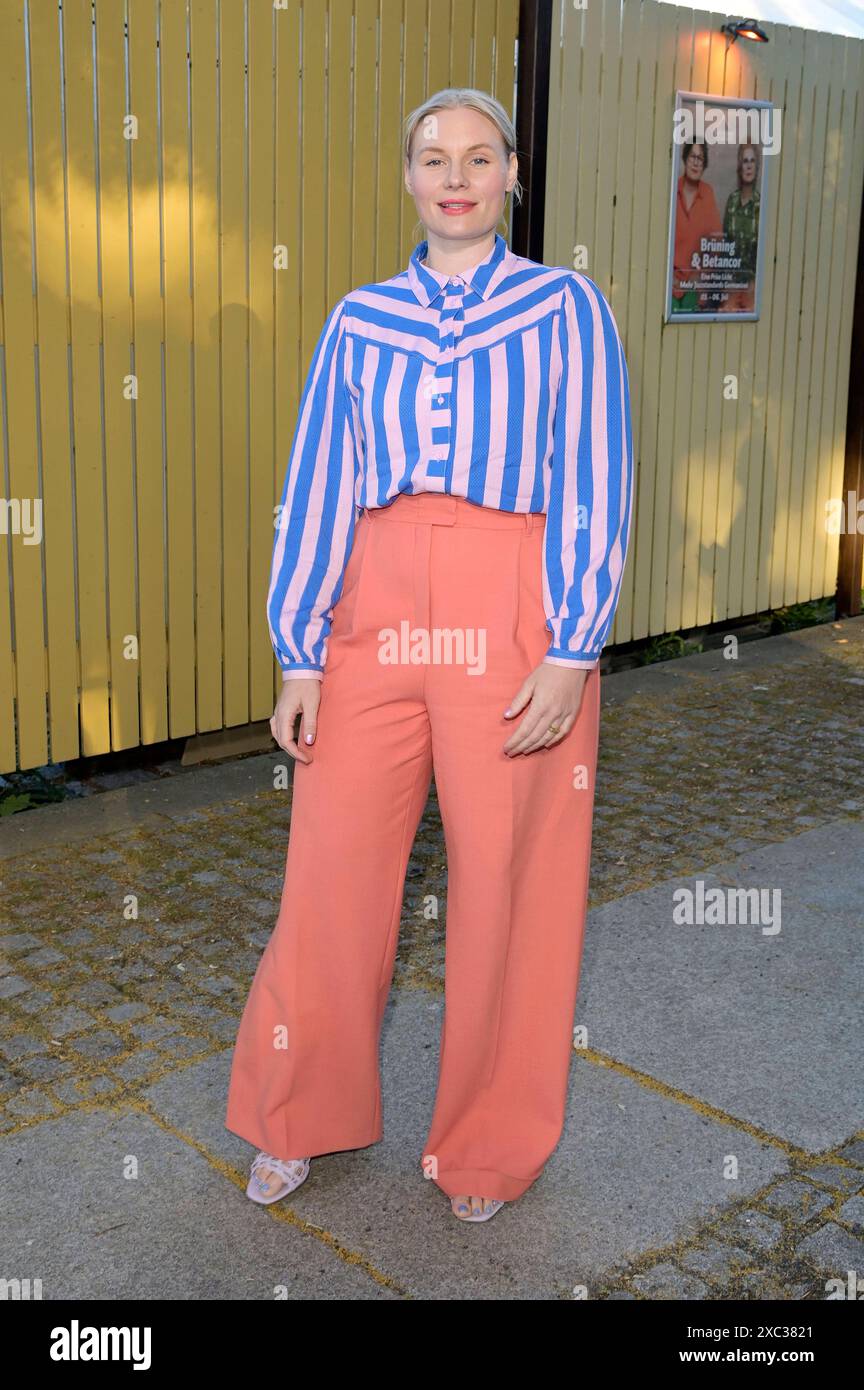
[405,106,518,243]
[684,146,706,182]
[740,147,758,184]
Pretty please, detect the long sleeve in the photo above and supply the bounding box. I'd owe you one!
[542,272,634,671]
[268,297,361,680]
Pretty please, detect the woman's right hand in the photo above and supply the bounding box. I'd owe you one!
[270,678,322,764]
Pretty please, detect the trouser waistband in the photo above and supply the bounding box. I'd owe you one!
[363,492,544,531]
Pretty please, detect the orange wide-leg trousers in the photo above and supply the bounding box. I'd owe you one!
[225,491,601,1202]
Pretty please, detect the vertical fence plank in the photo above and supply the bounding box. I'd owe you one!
[661,10,696,634]
[30,0,79,760]
[691,14,730,630]
[351,0,377,277]
[378,0,403,279]
[427,0,451,94]
[449,0,472,89]
[546,0,578,277]
[817,37,864,599]
[64,0,111,755]
[0,0,45,770]
[783,29,830,605]
[715,24,758,624]
[592,0,622,299]
[605,0,641,647]
[494,0,517,108]
[327,1,352,302]
[190,0,222,731]
[614,0,658,646]
[298,0,327,388]
[248,0,277,717]
[642,3,680,641]
[575,0,602,286]
[805,33,845,602]
[402,0,428,263]
[273,0,299,630]
[128,0,168,744]
[736,24,791,619]
[761,26,804,611]
[472,0,496,96]
[94,0,140,753]
[219,0,248,728]
[162,0,195,734]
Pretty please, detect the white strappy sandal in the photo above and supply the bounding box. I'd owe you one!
[246,1152,311,1205]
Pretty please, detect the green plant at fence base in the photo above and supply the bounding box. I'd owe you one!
[636,589,849,663]
[768,597,835,633]
[638,632,704,665]
[0,778,67,817]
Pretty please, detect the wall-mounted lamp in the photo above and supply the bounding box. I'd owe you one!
[721,18,770,44]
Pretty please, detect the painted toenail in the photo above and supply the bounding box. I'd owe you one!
[458,1203,468,1212]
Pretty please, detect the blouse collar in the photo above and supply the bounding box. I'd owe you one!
[406,231,512,307]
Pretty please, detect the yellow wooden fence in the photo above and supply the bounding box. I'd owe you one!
[0,0,519,774]
[4,0,863,775]
[545,0,864,652]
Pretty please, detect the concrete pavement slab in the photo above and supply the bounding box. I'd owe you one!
[577,823,863,1151]
[0,1108,401,1300]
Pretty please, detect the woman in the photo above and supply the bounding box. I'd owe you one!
[225,88,634,1223]
[671,142,722,314]
[721,143,761,314]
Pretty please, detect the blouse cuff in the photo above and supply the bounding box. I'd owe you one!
[281,666,325,681]
[542,651,600,672]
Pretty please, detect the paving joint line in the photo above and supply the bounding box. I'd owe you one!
[576,1048,835,1160]
[130,1098,414,1298]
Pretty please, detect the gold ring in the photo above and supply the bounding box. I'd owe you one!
[547,723,561,735]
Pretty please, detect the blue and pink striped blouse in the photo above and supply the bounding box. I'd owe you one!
[269,232,633,680]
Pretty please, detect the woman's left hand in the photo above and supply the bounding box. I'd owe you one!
[502,663,590,756]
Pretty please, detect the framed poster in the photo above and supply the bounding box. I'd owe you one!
[665,91,773,322]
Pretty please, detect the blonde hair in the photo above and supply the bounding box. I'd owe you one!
[403,87,523,238]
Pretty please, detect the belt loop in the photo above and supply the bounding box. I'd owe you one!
[526,511,533,534]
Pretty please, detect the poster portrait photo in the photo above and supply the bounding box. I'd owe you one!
[666,91,775,322]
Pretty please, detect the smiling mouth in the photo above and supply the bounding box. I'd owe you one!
[438,201,476,209]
